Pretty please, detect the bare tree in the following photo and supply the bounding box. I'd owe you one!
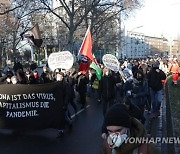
[39,0,143,53]
[0,0,143,64]
[0,0,48,65]
[88,0,142,54]
[39,0,102,51]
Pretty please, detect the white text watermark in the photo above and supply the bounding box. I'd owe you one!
[124,137,180,144]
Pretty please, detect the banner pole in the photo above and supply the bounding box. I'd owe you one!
[37,48,40,66]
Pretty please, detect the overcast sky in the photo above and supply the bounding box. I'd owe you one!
[124,0,180,39]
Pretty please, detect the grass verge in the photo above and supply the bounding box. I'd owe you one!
[166,75,180,136]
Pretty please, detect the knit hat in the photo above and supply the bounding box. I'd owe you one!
[153,61,160,68]
[104,104,131,128]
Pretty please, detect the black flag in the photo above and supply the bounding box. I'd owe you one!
[20,24,43,48]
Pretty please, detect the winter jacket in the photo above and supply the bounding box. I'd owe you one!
[99,75,116,100]
[101,118,160,154]
[123,79,148,107]
[147,68,166,91]
[61,80,71,110]
[76,74,89,94]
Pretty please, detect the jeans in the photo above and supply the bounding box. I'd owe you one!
[150,88,162,113]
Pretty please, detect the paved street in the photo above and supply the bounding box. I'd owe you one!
[144,89,168,154]
[0,96,104,154]
[0,88,169,154]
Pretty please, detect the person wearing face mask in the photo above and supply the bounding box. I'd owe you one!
[11,76,19,84]
[75,71,89,109]
[40,66,52,83]
[101,103,160,154]
[56,72,73,135]
[4,68,14,84]
[123,70,148,124]
[99,67,116,117]
[31,71,43,84]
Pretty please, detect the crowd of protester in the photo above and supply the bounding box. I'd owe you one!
[98,57,179,154]
[0,57,179,152]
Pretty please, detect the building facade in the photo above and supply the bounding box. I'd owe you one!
[123,31,145,59]
[121,31,172,59]
[171,40,180,59]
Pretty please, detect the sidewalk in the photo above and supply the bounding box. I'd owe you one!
[144,89,168,154]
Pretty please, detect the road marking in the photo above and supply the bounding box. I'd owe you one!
[71,105,91,119]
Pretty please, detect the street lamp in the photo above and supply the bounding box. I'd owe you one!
[129,26,143,33]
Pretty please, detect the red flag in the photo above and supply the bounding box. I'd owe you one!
[78,27,93,74]
[79,27,93,60]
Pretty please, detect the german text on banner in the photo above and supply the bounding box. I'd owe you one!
[0,82,65,130]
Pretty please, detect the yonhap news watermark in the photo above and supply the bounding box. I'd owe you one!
[124,137,180,144]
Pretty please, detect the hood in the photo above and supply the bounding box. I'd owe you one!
[115,118,145,154]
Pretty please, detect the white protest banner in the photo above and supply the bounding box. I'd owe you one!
[102,54,120,72]
[48,51,74,71]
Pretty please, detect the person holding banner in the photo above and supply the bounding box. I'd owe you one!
[56,72,72,134]
[40,66,52,83]
[65,68,78,114]
[99,67,116,117]
[76,72,89,109]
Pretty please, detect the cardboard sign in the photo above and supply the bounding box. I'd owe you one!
[102,54,119,71]
[48,51,74,71]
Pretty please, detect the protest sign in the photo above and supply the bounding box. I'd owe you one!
[48,51,74,71]
[0,82,65,130]
[102,54,120,72]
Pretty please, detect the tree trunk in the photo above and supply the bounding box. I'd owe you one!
[66,21,75,53]
[12,31,17,61]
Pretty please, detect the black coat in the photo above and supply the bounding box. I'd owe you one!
[147,68,166,91]
[99,75,116,100]
[77,74,89,94]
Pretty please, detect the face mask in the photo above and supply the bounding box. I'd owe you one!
[105,72,109,76]
[43,69,47,73]
[12,80,17,84]
[6,78,11,83]
[56,76,63,81]
[107,132,128,149]
[26,74,30,79]
[56,77,61,81]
